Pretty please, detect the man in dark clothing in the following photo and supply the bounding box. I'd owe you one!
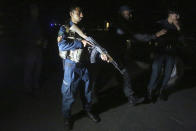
[146,10,182,101]
[23,4,46,95]
[111,5,166,105]
[115,5,168,61]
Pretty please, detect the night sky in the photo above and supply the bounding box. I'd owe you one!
[1,0,196,30]
[0,0,196,84]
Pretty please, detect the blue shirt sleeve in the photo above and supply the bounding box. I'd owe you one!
[58,26,83,51]
[58,39,83,51]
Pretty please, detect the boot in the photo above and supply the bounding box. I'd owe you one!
[128,95,145,105]
[159,88,169,101]
[63,118,72,130]
[85,111,101,123]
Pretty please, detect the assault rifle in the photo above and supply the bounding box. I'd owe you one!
[69,24,125,75]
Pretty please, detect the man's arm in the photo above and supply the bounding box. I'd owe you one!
[133,29,167,42]
[58,36,83,51]
[173,19,181,31]
[57,26,83,51]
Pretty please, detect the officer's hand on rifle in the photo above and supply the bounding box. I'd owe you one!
[57,36,63,42]
[81,40,92,47]
[173,19,181,31]
[100,53,110,63]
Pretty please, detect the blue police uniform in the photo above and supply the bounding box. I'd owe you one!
[58,21,94,119]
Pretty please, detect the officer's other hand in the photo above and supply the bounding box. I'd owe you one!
[57,36,62,42]
[101,53,110,63]
[155,29,167,37]
[173,20,181,31]
[81,40,91,47]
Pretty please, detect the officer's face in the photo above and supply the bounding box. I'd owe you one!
[70,8,83,23]
[170,13,180,21]
[121,10,132,21]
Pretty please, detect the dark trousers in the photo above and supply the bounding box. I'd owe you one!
[121,68,134,97]
[24,48,42,90]
[147,54,175,94]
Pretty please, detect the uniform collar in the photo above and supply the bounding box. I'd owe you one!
[69,21,75,26]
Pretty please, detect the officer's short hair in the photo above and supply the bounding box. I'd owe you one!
[119,5,133,14]
[69,6,82,13]
[168,9,179,15]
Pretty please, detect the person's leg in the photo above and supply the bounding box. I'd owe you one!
[62,61,81,130]
[61,61,79,120]
[81,67,100,122]
[87,64,99,104]
[160,56,175,99]
[121,68,134,97]
[121,67,144,105]
[24,50,36,93]
[33,49,43,89]
[147,55,164,99]
[80,67,92,112]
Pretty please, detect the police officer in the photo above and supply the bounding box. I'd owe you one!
[112,5,167,105]
[57,6,108,130]
[146,9,182,101]
[116,5,167,53]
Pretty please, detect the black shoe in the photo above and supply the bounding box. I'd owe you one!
[128,96,145,105]
[145,88,156,102]
[159,89,168,101]
[64,118,72,130]
[145,93,153,102]
[86,111,101,123]
[147,89,153,99]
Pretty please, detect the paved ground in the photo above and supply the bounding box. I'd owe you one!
[1,59,196,131]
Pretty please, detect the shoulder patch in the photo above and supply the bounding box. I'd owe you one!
[62,25,70,33]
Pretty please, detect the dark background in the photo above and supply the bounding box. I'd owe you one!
[1,0,196,85]
[0,1,196,130]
